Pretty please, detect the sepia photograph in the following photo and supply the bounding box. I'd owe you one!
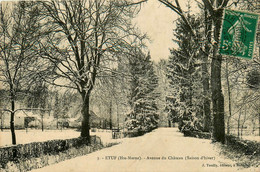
[0,0,259,171]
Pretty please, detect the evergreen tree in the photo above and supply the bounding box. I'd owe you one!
[167,15,204,132]
[125,51,159,132]
[154,59,170,127]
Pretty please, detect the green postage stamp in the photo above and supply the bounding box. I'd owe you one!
[219,9,259,59]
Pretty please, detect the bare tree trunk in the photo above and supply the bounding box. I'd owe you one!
[81,91,90,139]
[241,109,248,138]
[202,8,211,132]
[251,118,255,135]
[116,101,119,130]
[259,113,260,136]
[202,57,211,132]
[211,9,225,144]
[238,110,241,137]
[41,114,44,132]
[10,90,16,145]
[258,44,260,136]
[0,98,3,131]
[0,113,3,131]
[104,119,107,129]
[211,54,225,143]
[226,60,232,134]
[109,100,112,130]
[240,124,243,138]
[56,117,59,129]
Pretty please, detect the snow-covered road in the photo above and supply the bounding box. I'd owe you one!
[31,128,252,172]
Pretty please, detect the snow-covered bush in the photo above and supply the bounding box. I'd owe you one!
[226,134,260,156]
[125,118,141,131]
[124,51,159,134]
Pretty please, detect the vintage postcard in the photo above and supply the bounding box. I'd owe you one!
[0,0,259,172]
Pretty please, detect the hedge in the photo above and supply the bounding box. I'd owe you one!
[0,136,104,171]
[225,135,260,156]
[183,130,211,139]
[182,130,260,157]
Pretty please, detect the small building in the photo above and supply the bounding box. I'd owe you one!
[0,111,41,129]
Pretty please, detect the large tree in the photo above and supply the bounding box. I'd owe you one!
[125,51,159,132]
[159,0,230,143]
[0,2,46,144]
[38,0,144,138]
[167,15,204,132]
[154,59,170,127]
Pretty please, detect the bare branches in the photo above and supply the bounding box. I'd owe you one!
[201,0,214,14]
[161,1,198,47]
[158,0,212,58]
[0,109,12,113]
[221,0,231,8]
[116,0,148,7]
[0,1,44,87]
[0,108,50,114]
[253,59,260,66]
[37,0,145,97]
[158,0,178,10]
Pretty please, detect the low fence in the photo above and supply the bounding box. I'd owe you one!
[112,128,158,139]
[112,130,145,139]
[0,136,117,172]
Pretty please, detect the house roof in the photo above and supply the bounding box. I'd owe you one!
[74,110,102,122]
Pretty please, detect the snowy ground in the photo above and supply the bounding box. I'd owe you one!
[1,128,258,148]
[30,128,258,172]
[242,136,260,142]
[0,129,118,147]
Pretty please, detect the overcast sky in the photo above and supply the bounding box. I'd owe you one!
[134,0,198,62]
